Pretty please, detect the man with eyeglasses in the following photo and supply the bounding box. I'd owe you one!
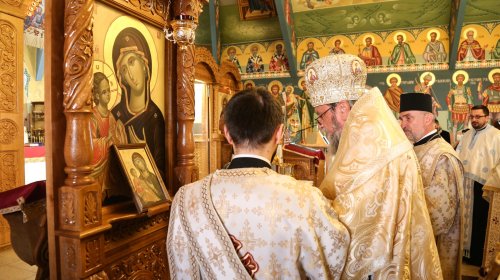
[305,54,442,279]
[399,93,464,279]
[456,105,500,267]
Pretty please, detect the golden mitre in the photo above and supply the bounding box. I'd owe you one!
[305,54,368,107]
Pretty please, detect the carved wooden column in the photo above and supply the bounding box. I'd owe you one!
[173,0,207,192]
[58,0,103,278]
[209,83,220,173]
[0,0,27,248]
[174,44,198,190]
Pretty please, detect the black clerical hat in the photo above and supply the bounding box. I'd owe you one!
[399,93,433,113]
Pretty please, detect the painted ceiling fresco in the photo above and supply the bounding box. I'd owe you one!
[464,0,500,23]
[219,4,282,44]
[195,3,211,45]
[292,0,451,37]
[208,0,500,44]
[291,0,398,13]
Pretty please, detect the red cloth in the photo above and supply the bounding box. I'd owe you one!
[0,181,46,211]
[24,146,45,158]
[284,143,325,162]
[457,40,485,61]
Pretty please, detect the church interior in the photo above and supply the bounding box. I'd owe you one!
[0,0,499,278]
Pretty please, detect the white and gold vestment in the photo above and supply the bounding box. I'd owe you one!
[456,124,500,254]
[167,168,350,279]
[320,88,443,279]
[414,137,464,279]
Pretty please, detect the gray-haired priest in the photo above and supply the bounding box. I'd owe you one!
[305,54,443,279]
[399,93,464,279]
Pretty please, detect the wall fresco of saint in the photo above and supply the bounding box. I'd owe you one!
[225,22,500,146]
[222,40,291,74]
[242,67,499,147]
[222,23,500,75]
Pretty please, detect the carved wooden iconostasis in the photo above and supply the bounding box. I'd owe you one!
[0,0,29,248]
[41,0,204,279]
[194,47,241,178]
[1,0,497,277]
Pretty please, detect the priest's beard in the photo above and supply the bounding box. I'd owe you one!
[327,130,342,155]
[323,114,343,170]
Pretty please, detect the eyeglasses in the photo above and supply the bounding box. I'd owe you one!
[469,115,487,120]
[315,107,333,123]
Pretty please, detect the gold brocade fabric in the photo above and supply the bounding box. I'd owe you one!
[320,88,443,279]
[484,164,500,202]
[168,168,350,280]
[414,138,464,280]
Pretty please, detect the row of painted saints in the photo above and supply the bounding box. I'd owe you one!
[227,43,290,73]
[384,69,500,145]
[245,68,500,145]
[303,30,496,70]
[227,29,500,73]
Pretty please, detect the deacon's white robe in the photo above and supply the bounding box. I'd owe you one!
[320,88,443,279]
[414,137,464,280]
[167,168,350,279]
[456,124,500,253]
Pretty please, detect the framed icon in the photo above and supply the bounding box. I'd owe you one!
[113,144,171,213]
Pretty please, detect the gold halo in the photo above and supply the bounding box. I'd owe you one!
[386,73,402,86]
[104,16,159,95]
[420,72,436,85]
[267,80,283,93]
[363,34,375,44]
[300,39,321,51]
[393,32,407,43]
[298,77,306,90]
[244,80,256,88]
[285,85,294,94]
[452,70,469,85]
[488,68,500,83]
[248,43,261,53]
[332,38,343,47]
[269,40,285,52]
[93,60,119,109]
[226,46,239,55]
[462,27,476,39]
[426,29,441,41]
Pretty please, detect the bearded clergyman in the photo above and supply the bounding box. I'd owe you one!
[305,54,443,279]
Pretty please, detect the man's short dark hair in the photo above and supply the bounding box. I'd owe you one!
[471,105,489,116]
[224,88,283,148]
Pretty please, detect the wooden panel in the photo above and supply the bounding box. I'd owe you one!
[0,9,25,248]
[0,215,9,248]
[195,63,215,83]
[102,0,167,28]
[283,149,322,187]
[44,0,67,277]
[194,141,209,178]
[42,0,205,277]
[0,0,29,19]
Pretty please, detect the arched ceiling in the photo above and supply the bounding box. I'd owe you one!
[219,4,282,43]
[464,0,500,22]
[198,0,500,45]
[292,0,451,37]
[196,0,500,74]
